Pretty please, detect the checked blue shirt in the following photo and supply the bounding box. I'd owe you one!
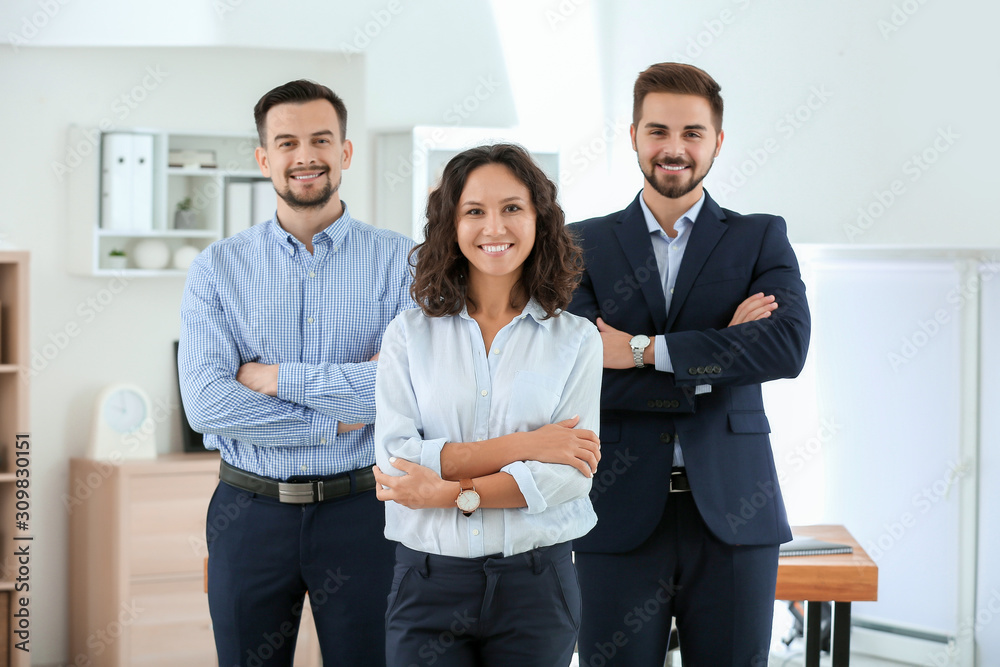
[178,203,416,480]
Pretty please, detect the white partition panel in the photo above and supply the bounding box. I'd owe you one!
[977,263,1000,666]
[808,258,963,635]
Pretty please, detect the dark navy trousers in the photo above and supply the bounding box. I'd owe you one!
[386,541,581,667]
[576,491,779,667]
[206,478,395,667]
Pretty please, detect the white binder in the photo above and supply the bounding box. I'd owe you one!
[100,132,155,231]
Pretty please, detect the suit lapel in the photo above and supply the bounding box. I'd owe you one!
[666,192,728,331]
[612,195,668,332]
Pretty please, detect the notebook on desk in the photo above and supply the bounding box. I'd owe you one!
[779,535,854,557]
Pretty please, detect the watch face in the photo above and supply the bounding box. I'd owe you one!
[456,490,481,513]
[630,335,650,348]
[103,388,148,434]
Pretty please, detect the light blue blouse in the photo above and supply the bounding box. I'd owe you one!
[375,299,601,557]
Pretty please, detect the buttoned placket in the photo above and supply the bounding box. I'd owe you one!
[295,237,333,453]
[461,312,524,557]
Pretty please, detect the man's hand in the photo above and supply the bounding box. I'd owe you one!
[236,362,279,396]
[519,415,600,477]
[728,292,777,327]
[596,318,652,369]
[373,458,459,509]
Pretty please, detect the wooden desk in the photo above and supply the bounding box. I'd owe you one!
[777,525,878,667]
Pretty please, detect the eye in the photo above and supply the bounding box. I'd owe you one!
[465,208,484,216]
[503,204,521,213]
[279,140,294,148]
[315,138,330,144]
[685,132,701,139]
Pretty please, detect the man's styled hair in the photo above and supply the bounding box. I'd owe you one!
[253,79,348,146]
[633,63,724,131]
[409,143,583,319]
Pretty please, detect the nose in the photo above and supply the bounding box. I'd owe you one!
[662,137,685,158]
[482,210,506,236]
[293,143,319,165]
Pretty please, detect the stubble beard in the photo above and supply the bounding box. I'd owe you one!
[641,157,713,200]
[277,170,339,211]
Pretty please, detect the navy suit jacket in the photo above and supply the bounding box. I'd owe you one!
[567,191,810,552]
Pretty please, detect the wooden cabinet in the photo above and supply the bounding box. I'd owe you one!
[69,454,321,666]
[0,251,29,667]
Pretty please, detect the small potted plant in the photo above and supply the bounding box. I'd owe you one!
[107,248,127,271]
[174,197,198,230]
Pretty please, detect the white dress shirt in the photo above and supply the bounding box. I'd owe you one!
[375,299,601,557]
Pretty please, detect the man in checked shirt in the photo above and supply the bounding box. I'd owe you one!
[178,80,415,667]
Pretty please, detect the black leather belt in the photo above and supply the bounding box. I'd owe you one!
[670,467,691,493]
[220,460,376,504]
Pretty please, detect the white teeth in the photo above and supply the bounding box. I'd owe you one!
[293,173,321,180]
[660,164,686,171]
[481,244,511,253]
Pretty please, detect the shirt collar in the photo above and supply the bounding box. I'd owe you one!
[267,201,354,251]
[639,191,706,238]
[458,298,555,329]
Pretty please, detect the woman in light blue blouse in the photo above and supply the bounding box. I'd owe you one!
[372,143,603,666]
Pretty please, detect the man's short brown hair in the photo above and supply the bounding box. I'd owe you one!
[633,63,723,131]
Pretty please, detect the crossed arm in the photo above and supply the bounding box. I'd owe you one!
[597,292,777,369]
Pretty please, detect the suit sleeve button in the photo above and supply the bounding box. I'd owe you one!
[688,367,697,375]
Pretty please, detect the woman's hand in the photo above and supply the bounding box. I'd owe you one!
[373,458,460,509]
[519,415,601,477]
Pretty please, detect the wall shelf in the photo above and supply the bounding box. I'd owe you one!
[67,127,271,276]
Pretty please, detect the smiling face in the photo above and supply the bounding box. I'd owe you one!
[254,98,353,213]
[455,163,537,293]
[631,92,723,204]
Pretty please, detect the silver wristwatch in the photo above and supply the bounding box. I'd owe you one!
[629,335,651,368]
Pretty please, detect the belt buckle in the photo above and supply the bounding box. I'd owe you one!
[669,470,689,493]
[278,480,323,504]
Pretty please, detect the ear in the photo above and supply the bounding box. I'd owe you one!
[255,146,270,178]
[341,139,354,170]
[714,129,725,158]
[630,124,638,152]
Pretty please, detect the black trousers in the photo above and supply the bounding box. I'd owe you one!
[576,491,779,667]
[386,542,581,667]
[206,479,395,667]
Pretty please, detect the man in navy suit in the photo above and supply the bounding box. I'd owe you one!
[568,63,810,666]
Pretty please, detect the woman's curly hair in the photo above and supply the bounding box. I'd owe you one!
[409,143,583,318]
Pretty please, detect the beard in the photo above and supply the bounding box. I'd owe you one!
[640,156,713,199]
[277,169,339,210]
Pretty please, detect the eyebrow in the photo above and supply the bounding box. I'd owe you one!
[644,122,708,131]
[460,196,527,207]
[272,129,334,144]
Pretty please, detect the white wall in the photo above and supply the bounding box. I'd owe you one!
[2,0,998,664]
